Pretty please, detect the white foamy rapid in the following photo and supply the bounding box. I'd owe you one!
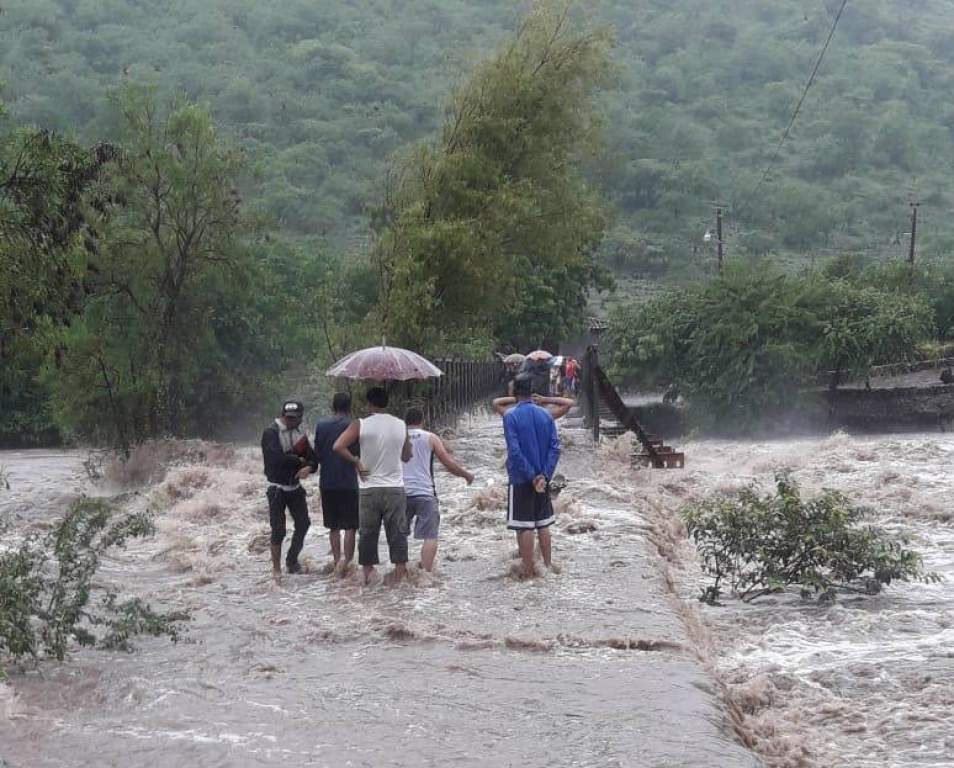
[0,417,758,768]
[11,421,950,766]
[626,430,954,768]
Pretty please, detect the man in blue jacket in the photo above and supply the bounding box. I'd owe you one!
[503,375,561,578]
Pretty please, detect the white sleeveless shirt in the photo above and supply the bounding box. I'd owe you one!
[358,413,406,489]
[404,428,436,498]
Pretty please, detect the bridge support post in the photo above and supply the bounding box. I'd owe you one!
[588,345,600,443]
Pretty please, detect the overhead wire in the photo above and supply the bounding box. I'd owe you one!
[734,0,851,221]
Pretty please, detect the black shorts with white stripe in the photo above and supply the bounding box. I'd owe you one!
[507,482,555,530]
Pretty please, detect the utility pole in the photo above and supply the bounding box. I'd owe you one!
[716,206,724,272]
[908,202,920,264]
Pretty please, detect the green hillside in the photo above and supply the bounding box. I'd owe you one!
[4,0,954,277]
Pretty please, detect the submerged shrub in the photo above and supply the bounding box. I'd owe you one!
[0,497,187,664]
[682,473,938,604]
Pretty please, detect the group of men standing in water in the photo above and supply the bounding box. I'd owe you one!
[261,374,567,582]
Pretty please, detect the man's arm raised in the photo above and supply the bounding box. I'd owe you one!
[533,393,574,420]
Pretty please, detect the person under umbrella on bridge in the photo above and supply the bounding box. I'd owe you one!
[333,386,413,585]
[503,375,561,578]
[261,400,319,578]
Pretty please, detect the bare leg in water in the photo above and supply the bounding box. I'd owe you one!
[334,530,355,575]
[420,540,438,572]
[537,526,552,569]
[270,544,282,579]
[329,529,341,565]
[343,530,356,568]
[362,564,375,585]
[517,530,536,577]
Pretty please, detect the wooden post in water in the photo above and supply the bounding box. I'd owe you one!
[589,345,600,443]
[716,206,724,273]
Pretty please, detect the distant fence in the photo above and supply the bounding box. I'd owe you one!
[387,359,505,428]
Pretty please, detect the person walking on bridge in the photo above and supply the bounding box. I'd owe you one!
[403,407,475,572]
[261,400,318,578]
[564,356,578,395]
[333,386,412,585]
[503,375,561,578]
[314,392,360,575]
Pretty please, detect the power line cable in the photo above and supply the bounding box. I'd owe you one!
[735,0,850,220]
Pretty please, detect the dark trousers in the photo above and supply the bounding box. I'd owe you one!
[267,486,311,565]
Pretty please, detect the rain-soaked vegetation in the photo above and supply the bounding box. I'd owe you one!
[4,0,954,441]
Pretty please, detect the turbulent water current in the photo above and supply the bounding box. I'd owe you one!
[1,418,952,767]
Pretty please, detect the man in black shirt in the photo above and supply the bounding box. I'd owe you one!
[261,400,318,577]
[314,392,360,575]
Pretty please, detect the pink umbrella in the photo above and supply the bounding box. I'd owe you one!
[325,342,443,381]
[526,349,553,361]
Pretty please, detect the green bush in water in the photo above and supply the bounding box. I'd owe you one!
[0,497,187,665]
[682,473,939,604]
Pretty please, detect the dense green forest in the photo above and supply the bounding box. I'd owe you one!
[5,0,954,445]
[1,2,608,445]
[4,0,954,276]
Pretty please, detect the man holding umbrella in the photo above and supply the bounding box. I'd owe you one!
[333,387,413,585]
[325,342,445,584]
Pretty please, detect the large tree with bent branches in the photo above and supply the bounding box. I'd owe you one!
[371,1,612,355]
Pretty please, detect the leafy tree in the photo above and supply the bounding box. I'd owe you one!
[683,473,938,604]
[46,90,307,445]
[607,265,934,426]
[0,97,113,444]
[371,1,611,353]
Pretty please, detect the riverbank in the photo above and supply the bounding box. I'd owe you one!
[0,417,757,768]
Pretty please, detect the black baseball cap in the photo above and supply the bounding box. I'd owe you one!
[282,400,304,417]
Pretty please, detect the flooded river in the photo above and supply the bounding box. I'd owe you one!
[2,419,952,767]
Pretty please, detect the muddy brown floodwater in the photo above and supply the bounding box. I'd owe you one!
[3,418,950,767]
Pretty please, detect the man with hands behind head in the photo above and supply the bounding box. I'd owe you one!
[502,376,561,578]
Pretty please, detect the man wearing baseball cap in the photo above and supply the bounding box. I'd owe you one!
[261,399,318,577]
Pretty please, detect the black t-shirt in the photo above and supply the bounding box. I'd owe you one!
[315,414,359,490]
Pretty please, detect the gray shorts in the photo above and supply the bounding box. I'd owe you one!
[358,487,408,566]
[406,495,440,540]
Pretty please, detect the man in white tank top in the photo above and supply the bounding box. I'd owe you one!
[403,407,474,572]
[333,386,413,584]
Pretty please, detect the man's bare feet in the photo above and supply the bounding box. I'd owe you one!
[384,565,409,586]
[272,568,283,583]
[362,565,375,585]
[509,560,538,580]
